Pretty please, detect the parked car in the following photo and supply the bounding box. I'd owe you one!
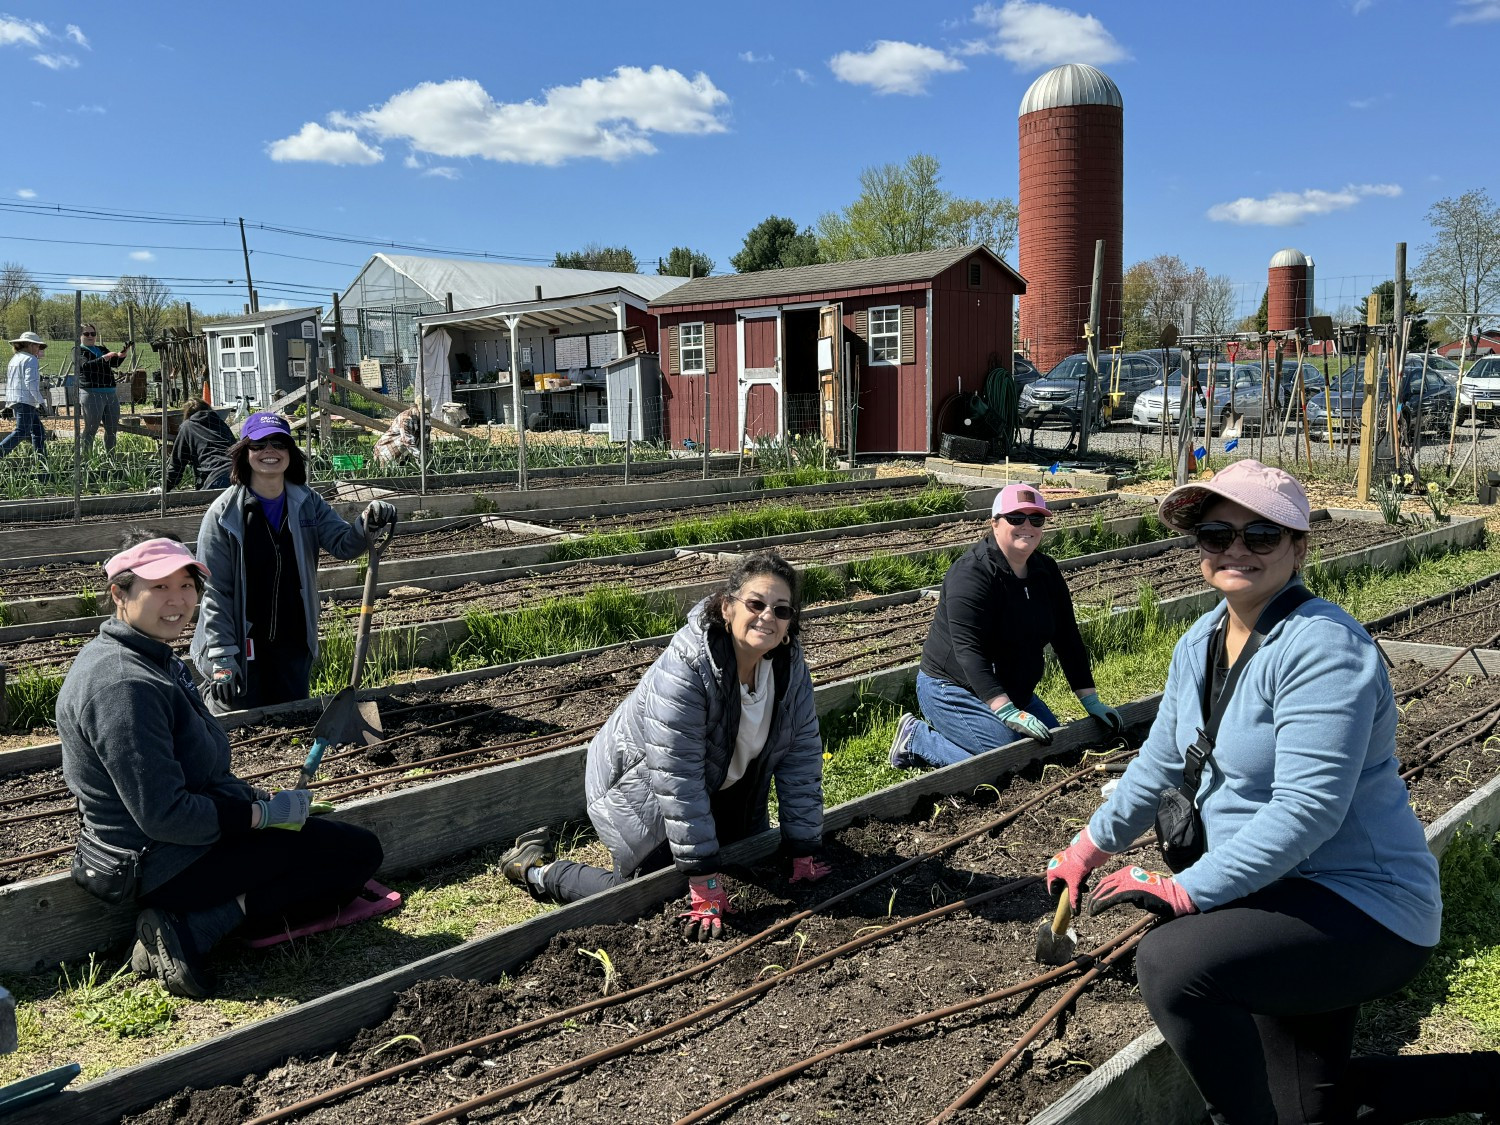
[1131,364,1265,433]
[1303,366,1456,436]
[1278,360,1327,401]
[1010,354,1041,388]
[1457,355,1500,422]
[1018,351,1164,429]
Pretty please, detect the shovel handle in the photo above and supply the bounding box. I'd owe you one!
[1051,888,1073,935]
[350,514,396,690]
[295,736,331,790]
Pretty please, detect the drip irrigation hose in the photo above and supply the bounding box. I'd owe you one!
[1400,703,1500,782]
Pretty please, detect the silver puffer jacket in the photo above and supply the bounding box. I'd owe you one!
[585,602,824,875]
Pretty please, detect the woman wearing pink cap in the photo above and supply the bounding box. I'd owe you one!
[58,532,383,998]
[888,481,1122,770]
[1044,459,1496,1124]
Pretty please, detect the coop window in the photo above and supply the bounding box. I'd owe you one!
[868,306,900,364]
[968,261,982,288]
[238,336,254,348]
[218,337,235,353]
[680,322,706,375]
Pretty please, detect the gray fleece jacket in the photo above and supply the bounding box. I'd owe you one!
[59,619,257,893]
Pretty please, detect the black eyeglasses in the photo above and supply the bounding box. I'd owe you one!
[730,594,793,621]
[997,512,1047,527]
[247,438,291,452]
[1194,521,1289,555]
[81,332,96,338]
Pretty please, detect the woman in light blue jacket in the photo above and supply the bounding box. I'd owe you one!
[1045,459,1496,1125]
[501,552,830,940]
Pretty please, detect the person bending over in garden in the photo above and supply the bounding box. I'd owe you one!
[1043,459,1499,1125]
[372,406,424,468]
[153,399,235,494]
[77,322,129,454]
[888,483,1121,770]
[2,331,49,463]
[58,532,383,998]
[191,411,396,713]
[499,551,831,941]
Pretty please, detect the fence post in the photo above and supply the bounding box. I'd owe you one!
[624,387,633,486]
[72,291,82,523]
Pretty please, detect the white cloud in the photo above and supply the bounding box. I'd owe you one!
[33,52,78,70]
[965,1,1129,69]
[67,277,115,292]
[1351,0,1375,12]
[266,122,383,165]
[422,166,460,179]
[793,67,813,84]
[315,66,728,167]
[0,16,45,48]
[1348,95,1378,110]
[739,50,773,63]
[129,250,154,261]
[1453,0,1500,21]
[15,188,36,199]
[1206,183,1402,226]
[65,23,87,47]
[402,153,420,169]
[69,103,105,114]
[829,40,963,95]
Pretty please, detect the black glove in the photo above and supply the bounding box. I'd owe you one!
[363,500,397,529]
[208,664,242,705]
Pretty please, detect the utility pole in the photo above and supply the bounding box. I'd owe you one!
[1079,240,1104,455]
[239,218,257,312]
[1355,294,1380,501]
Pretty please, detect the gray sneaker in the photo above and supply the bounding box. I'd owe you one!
[889,713,921,769]
[135,907,214,999]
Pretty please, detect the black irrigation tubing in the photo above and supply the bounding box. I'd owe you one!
[0,842,70,870]
[1392,625,1500,701]
[1400,703,1500,783]
[244,747,1133,1125]
[676,918,1154,1125]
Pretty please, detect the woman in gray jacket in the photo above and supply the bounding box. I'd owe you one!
[501,552,831,940]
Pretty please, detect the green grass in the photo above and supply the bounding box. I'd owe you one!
[449,586,684,670]
[309,607,422,697]
[5,667,63,732]
[761,467,848,489]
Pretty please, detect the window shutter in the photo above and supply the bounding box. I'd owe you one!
[900,305,915,365]
[854,309,868,341]
[666,325,679,375]
[704,322,716,373]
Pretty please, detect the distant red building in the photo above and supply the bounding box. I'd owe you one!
[1436,331,1500,358]
[649,245,1025,456]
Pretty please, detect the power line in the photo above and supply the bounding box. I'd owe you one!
[0,233,358,267]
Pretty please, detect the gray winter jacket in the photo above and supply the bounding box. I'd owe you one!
[59,620,257,893]
[585,603,825,876]
[190,482,368,681]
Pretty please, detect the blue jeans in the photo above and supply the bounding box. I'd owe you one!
[0,402,47,457]
[910,671,1059,768]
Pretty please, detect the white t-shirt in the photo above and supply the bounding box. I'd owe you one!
[723,657,774,788]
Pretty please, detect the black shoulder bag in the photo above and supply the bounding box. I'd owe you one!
[1154,585,1315,872]
[71,810,150,905]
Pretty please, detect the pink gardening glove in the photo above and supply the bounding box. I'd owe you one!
[1089,866,1197,920]
[678,874,731,942]
[1045,827,1113,910]
[789,856,832,884]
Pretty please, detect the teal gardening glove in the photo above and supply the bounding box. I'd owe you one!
[994,701,1053,744]
[1082,694,1124,734]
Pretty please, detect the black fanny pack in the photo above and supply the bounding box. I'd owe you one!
[71,827,149,905]
[1155,585,1314,873]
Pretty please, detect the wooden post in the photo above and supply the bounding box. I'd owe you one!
[1355,295,1381,501]
[701,383,711,480]
[623,387,633,486]
[1296,335,1312,466]
[1080,240,1104,455]
[238,218,256,312]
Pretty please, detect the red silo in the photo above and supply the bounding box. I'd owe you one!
[1268,248,1310,333]
[1017,63,1123,374]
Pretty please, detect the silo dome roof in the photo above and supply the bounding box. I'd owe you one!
[1018,63,1122,116]
[1270,248,1308,267]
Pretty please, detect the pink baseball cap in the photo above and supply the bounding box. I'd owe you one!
[105,538,210,582]
[993,483,1050,518]
[1158,459,1312,533]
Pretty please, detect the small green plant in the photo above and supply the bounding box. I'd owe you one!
[6,667,63,731]
[1422,480,1452,524]
[577,947,618,995]
[370,1033,425,1057]
[76,587,100,616]
[470,493,498,514]
[61,955,178,1039]
[1371,473,1410,525]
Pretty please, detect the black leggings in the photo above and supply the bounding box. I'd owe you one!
[1135,878,1433,1125]
[142,817,382,927]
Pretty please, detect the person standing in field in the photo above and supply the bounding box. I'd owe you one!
[78,322,129,454]
[2,332,49,463]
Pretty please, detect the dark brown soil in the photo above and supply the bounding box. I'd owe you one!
[1390,660,1500,822]
[1376,579,1500,649]
[121,736,1163,1125]
[545,483,948,533]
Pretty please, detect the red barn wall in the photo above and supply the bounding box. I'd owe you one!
[930,258,1021,453]
[1267,266,1309,334]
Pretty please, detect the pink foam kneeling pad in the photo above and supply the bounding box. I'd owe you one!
[243,881,403,948]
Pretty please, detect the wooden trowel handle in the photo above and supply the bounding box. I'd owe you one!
[1051,889,1073,935]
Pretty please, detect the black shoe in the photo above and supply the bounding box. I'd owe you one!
[136,907,215,998]
[499,826,557,888]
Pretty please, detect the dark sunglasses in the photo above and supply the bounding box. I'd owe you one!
[997,512,1047,527]
[81,332,96,338]
[247,438,291,452]
[1194,521,1289,555]
[730,594,793,621]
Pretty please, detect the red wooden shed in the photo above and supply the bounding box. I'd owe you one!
[648,245,1025,456]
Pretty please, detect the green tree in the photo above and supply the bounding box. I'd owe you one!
[657,246,714,278]
[730,216,822,272]
[815,153,1017,262]
[1357,280,1430,351]
[553,243,640,273]
[1415,189,1500,339]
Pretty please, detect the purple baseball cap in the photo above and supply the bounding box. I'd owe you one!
[242,412,293,441]
[1158,459,1312,533]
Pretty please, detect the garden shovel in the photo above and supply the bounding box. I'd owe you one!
[1035,889,1078,965]
[294,517,396,788]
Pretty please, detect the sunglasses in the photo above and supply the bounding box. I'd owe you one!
[81,332,96,338]
[247,438,291,451]
[997,512,1047,527]
[730,594,793,621]
[1193,521,1290,555]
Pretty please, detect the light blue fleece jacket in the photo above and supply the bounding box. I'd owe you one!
[1088,584,1441,947]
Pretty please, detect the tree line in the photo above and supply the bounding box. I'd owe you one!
[0,265,194,343]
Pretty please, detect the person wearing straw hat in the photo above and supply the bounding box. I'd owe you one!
[2,331,49,462]
[887,482,1122,770]
[58,531,383,998]
[1043,459,1498,1125]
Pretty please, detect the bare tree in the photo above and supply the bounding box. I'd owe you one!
[111,274,173,340]
[1121,255,1208,348]
[1414,189,1500,336]
[1196,274,1237,335]
[0,262,33,334]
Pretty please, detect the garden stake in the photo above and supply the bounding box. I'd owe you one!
[1034,888,1077,965]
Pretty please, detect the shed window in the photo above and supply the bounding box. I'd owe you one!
[868,306,900,364]
[218,337,234,353]
[680,322,706,375]
[239,335,254,348]
[968,261,982,288]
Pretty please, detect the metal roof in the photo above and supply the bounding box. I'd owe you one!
[203,305,322,331]
[415,287,650,333]
[649,245,1023,309]
[1269,247,1309,268]
[352,254,687,312]
[1018,63,1122,116]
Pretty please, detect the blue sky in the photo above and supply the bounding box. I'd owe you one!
[4,0,1497,321]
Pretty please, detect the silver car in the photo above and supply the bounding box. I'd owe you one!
[1131,365,1265,432]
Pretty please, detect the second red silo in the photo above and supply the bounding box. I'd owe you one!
[1268,248,1310,333]
[1017,62,1123,373]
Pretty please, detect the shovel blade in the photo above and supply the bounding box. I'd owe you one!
[1035,919,1078,965]
[311,687,384,749]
